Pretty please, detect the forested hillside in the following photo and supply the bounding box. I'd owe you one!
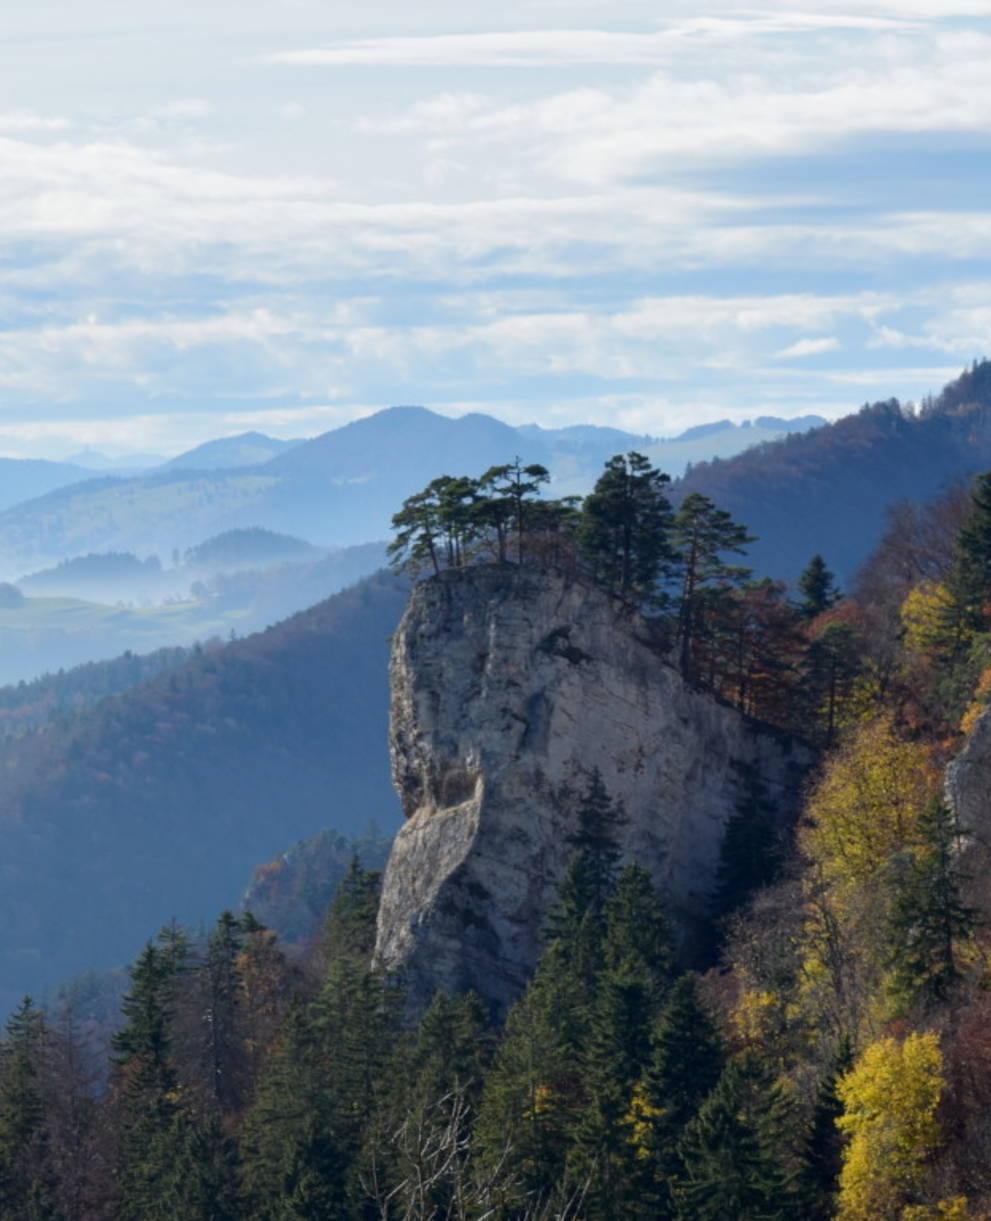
[0,572,406,1015]
[680,361,991,584]
[10,422,991,1217]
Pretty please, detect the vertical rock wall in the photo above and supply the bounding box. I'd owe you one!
[375,565,813,1017]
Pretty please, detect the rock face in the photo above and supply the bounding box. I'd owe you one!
[946,705,991,896]
[375,565,814,1017]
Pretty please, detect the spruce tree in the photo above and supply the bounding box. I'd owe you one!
[947,469,991,634]
[885,798,976,1006]
[113,938,189,1221]
[673,1057,800,1221]
[711,767,781,928]
[568,867,675,1219]
[796,554,841,620]
[633,976,722,1218]
[0,998,61,1221]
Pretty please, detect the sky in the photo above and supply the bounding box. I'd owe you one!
[2,0,991,458]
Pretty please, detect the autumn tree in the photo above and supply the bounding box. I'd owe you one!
[836,1033,944,1221]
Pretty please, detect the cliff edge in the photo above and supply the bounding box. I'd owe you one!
[374,565,813,1017]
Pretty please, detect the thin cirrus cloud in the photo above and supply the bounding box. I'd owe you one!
[774,337,841,360]
[267,17,920,70]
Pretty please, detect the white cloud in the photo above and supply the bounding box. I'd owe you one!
[0,111,71,132]
[268,17,917,69]
[774,336,840,359]
[152,99,213,120]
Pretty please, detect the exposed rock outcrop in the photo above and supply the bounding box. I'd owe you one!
[946,705,991,898]
[374,565,814,1017]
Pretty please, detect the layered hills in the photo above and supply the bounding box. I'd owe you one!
[0,571,406,1015]
[680,362,991,584]
[0,409,823,576]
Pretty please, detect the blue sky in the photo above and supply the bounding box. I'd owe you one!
[1,0,990,457]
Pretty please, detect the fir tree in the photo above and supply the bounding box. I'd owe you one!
[711,766,782,928]
[796,554,841,620]
[568,867,675,1219]
[113,937,189,1221]
[673,1058,800,1221]
[0,998,61,1221]
[632,976,722,1219]
[885,798,976,1007]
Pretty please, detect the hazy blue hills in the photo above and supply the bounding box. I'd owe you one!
[679,362,991,585]
[0,570,406,1015]
[0,407,826,575]
[165,430,302,471]
[0,456,94,514]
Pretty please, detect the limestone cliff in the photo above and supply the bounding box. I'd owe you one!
[374,565,814,1017]
[946,706,991,898]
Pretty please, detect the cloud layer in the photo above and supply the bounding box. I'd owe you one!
[0,2,989,454]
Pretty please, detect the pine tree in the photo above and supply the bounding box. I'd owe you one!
[800,1043,850,1221]
[671,493,754,681]
[239,1003,347,1219]
[579,452,675,603]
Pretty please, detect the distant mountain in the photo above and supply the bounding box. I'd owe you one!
[0,407,829,574]
[19,551,166,602]
[67,448,163,471]
[165,431,303,471]
[184,526,318,570]
[0,571,406,1014]
[0,456,93,516]
[678,362,991,585]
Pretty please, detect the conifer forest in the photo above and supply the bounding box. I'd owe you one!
[6,440,991,1220]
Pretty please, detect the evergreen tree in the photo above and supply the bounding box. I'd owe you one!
[0,999,61,1221]
[478,458,550,561]
[804,620,862,746]
[323,856,381,965]
[885,798,976,1007]
[800,1043,850,1221]
[631,976,722,1218]
[671,493,754,681]
[673,1058,800,1221]
[239,1003,346,1219]
[579,452,674,603]
[568,867,675,1219]
[946,469,991,635]
[796,554,842,620]
[197,911,246,1119]
[113,936,190,1221]
[711,766,782,927]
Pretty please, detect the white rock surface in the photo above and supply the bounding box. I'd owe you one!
[375,565,813,1016]
[946,704,991,893]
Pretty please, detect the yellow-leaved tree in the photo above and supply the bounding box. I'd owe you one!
[802,715,933,889]
[798,716,937,1036]
[836,1032,944,1221]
